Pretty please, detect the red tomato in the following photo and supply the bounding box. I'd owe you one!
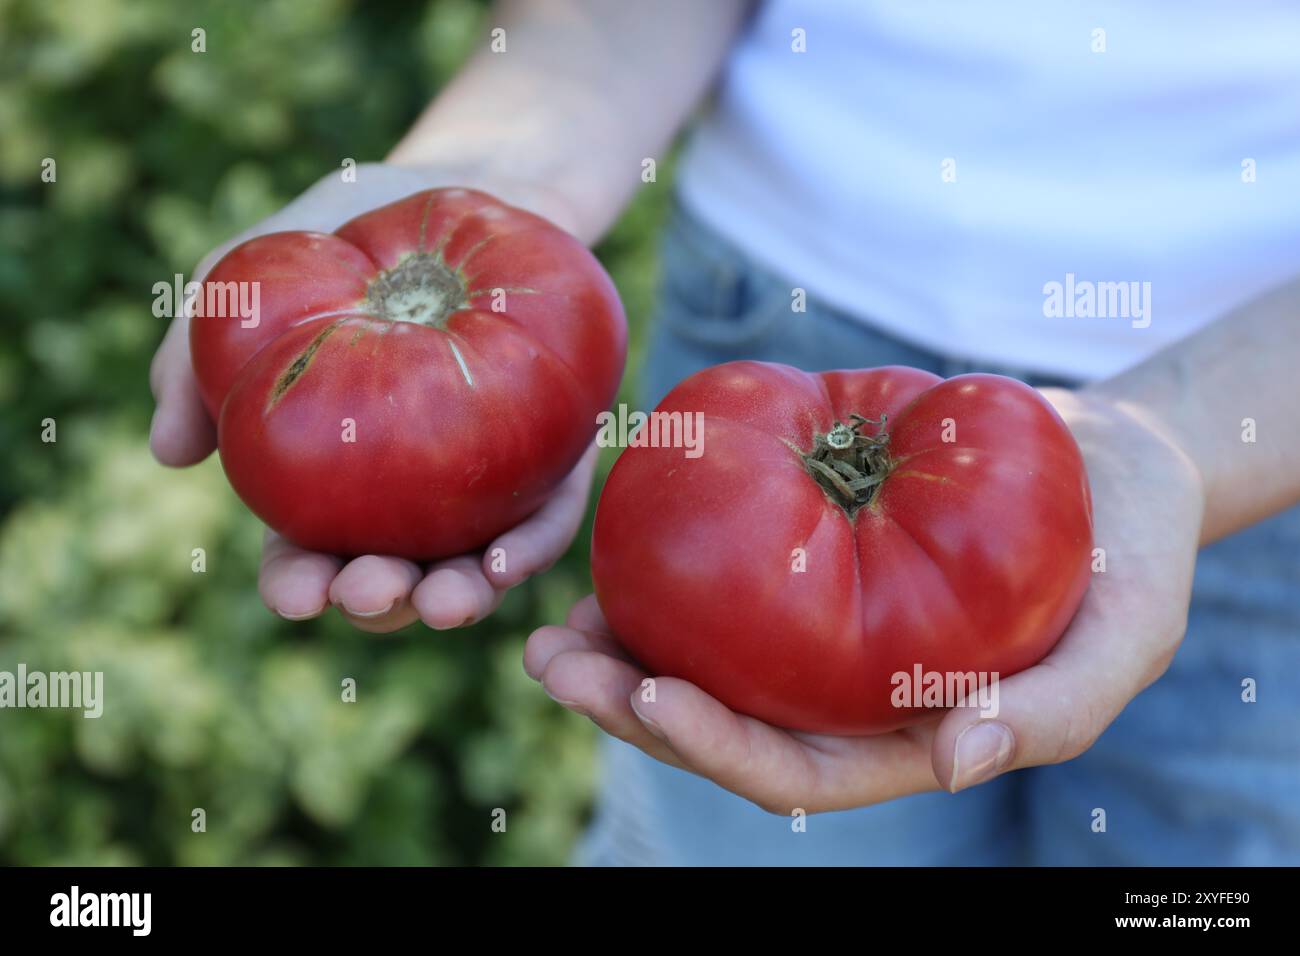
[191,188,626,559]
[591,361,1093,735]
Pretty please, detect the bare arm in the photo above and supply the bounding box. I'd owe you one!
[389,0,752,243]
[1091,276,1300,545]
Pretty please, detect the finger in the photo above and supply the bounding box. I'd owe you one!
[537,648,684,768]
[933,590,1189,792]
[523,623,636,680]
[624,676,821,813]
[411,554,504,630]
[148,313,217,466]
[481,442,598,589]
[327,554,423,633]
[628,677,938,814]
[258,529,344,620]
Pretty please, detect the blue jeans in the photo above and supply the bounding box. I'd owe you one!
[578,199,1300,865]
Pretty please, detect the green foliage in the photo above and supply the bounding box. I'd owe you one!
[0,0,667,864]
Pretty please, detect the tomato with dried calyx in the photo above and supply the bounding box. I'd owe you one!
[191,188,626,560]
[591,360,1093,735]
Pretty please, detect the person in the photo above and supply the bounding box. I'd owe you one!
[150,1,1300,864]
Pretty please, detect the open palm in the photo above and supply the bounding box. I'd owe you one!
[149,163,594,632]
[525,389,1204,812]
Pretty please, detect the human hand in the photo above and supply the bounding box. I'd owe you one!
[149,162,596,632]
[524,389,1205,812]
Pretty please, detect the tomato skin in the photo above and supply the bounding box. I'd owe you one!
[591,361,1093,735]
[191,188,626,559]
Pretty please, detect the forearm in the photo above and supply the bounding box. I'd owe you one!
[387,0,750,244]
[1088,275,1300,544]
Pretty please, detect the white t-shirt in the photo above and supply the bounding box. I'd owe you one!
[676,1,1300,380]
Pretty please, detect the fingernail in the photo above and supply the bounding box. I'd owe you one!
[543,685,589,717]
[950,721,1014,792]
[274,605,323,622]
[340,600,395,619]
[430,613,476,631]
[630,697,667,741]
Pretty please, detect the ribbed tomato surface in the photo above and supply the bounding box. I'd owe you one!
[191,188,626,559]
[592,361,1092,735]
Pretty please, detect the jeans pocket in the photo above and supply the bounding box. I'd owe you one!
[655,202,786,349]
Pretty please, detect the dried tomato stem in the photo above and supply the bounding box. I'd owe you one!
[801,413,893,515]
[364,252,467,328]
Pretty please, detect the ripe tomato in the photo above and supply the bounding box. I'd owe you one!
[591,361,1093,735]
[191,188,626,559]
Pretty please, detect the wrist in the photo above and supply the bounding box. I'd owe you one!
[382,150,594,243]
[1076,380,1211,537]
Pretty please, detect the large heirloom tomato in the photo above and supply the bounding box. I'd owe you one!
[592,361,1092,735]
[191,188,626,559]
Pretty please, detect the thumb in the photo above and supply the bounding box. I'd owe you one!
[931,629,1173,792]
[148,312,216,466]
